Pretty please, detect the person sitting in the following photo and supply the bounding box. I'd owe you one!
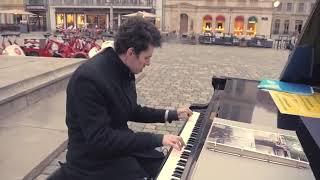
[48,16,193,180]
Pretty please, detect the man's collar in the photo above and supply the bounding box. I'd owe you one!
[106,48,135,80]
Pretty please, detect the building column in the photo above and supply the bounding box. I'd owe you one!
[118,13,121,28]
[0,14,3,24]
[110,5,113,31]
[49,7,56,32]
[106,14,109,30]
[84,14,87,28]
[63,13,66,29]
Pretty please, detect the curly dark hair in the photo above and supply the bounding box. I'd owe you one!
[114,16,161,55]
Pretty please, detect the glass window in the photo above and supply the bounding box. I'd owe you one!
[286,3,292,11]
[298,3,304,12]
[86,15,106,29]
[273,19,280,34]
[29,0,44,5]
[77,14,85,29]
[56,13,64,28]
[295,20,303,33]
[66,14,75,28]
[13,14,22,24]
[283,20,289,34]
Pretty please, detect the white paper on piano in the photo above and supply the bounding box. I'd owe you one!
[156,112,200,180]
[206,122,309,168]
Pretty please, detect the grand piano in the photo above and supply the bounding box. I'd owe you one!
[156,1,320,180]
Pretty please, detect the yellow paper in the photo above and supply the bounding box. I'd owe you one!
[269,90,320,118]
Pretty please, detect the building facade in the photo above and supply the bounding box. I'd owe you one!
[0,0,25,25]
[271,0,316,36]
[25,0,48,31]
[164,0,274,37]
[48,0,155,31]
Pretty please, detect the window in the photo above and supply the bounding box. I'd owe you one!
[286,3,292,12]
[273,19,280,34]
[283,20,289,34]
[295,20,303,33]
[66,14,75,28]
[56,14,64,28]
[298,3,304,12]
[276,3,282,11]
[29,0,44,5]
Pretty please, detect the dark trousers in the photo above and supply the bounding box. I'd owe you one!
[48,155,164,180]
[135,155,164,178]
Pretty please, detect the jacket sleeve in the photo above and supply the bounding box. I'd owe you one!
[73,75,163,156]
[131,105,179,123]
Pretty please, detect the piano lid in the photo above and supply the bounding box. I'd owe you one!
[280,0,320,85]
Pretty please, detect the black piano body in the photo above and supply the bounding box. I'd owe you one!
[157,1,320,179]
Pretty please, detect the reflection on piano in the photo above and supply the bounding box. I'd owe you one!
[157,1,320,180]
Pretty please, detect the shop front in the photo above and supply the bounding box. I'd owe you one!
[26,5,47,31]
[86,15,106,29]
[202,15,212,32]
[215,15,225,33]
[55,13,106,29]
[234,16,244,36]
[247,16,257,36]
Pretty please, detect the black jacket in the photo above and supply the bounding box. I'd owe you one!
[62,48,178,179]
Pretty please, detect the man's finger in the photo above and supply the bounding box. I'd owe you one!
[187,110,193,116]
[179,136,186,147]
[172,142,181,151]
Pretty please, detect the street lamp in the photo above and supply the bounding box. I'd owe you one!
[273,0,281,8]
[270,0,281,38]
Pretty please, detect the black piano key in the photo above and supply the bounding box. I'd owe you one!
[185,145,193,150]
[180,155,188,160]
[177,162,185,167]
[172,173,181,178]
[182,152,190,156]
[178,160,187,166]
[176,167,184,171]
[174,169,184,174]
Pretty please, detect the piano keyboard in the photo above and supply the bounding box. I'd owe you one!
[157,112,201,180]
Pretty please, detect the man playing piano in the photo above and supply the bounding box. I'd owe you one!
[49,16,193,180]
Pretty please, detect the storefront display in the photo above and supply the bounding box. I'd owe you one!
[66,14,75,28]
[247,16,257,36]
[202,15,212,32]
[234,16,244,36]
[56,14,65,29]
[87,15,106,29]
[77,14,85,28]
[215,15,225,33]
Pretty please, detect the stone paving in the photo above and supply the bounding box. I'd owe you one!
[35,43,289,179]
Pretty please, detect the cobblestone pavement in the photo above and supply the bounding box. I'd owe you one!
[36,43,289,179]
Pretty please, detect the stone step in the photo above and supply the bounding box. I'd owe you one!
[0,56,85,120]
[0,56,85,180]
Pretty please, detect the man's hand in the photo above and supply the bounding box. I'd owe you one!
[177,106,193,120]
[162,134,185,151]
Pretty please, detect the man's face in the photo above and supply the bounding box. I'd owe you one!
[125,45,153,74]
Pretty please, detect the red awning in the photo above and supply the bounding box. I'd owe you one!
[216,15,225,22]
[203,15,212,21]
[235,16,244,22]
